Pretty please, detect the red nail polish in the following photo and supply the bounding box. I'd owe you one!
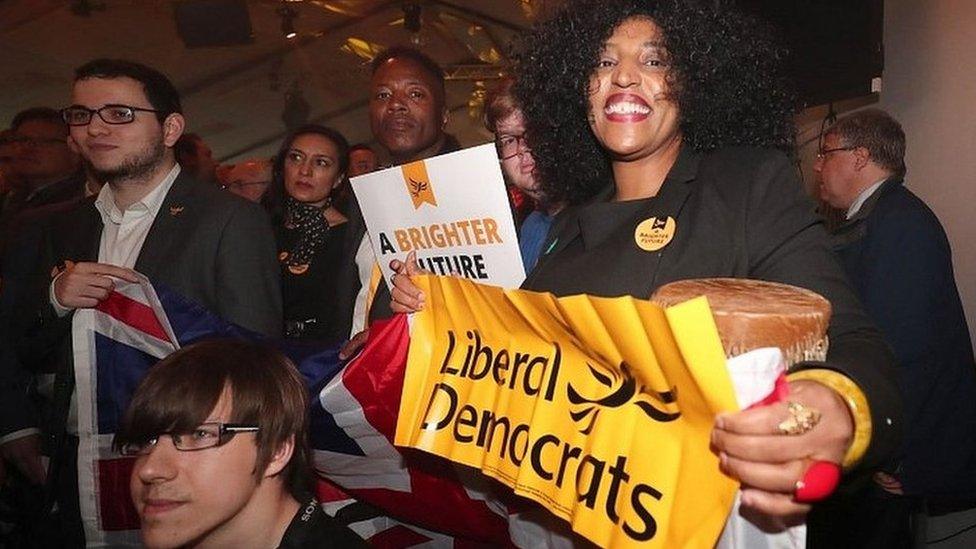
[794,461,841,503]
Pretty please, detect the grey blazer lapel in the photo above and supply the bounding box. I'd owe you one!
[135,172,196,278]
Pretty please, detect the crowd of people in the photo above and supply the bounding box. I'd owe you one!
[1,0,974,547]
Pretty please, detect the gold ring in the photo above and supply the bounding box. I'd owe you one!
[777,401,821,436]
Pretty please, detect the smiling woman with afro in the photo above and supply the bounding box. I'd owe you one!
[513,0,797,205]
[508,0,903,539]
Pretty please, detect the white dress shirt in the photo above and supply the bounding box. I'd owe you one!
[845,177,888,220]
[93,164,181,268]
[43,164,181,436]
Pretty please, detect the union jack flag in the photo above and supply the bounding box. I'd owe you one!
[72,275,565,548]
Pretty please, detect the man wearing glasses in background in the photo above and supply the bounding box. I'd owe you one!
[482,77,564,273]
[0,107,84,254]
[5,107,84,208]
[813,108,976,546]
[114,339,365,548]
[0,58,281,545]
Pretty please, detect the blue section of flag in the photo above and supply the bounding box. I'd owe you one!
[95,332,158,435]
[309,395,366,456]
[98,283,358,453]
[154,284,254,346]
[277,341,364,456]
[152,284,349,405]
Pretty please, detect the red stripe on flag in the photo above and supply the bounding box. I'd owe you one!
[341,315,515,546]
[97,458,140,531]
[316,478,354,504]
[344,316,411,440]
[95,290,171,343]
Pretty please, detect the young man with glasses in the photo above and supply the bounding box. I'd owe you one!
[49,58,280,334]
[0,58,282,544]
[114,339,365,548]
[484,78,564,272]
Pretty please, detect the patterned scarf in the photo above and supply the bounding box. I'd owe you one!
[282,197,330,268]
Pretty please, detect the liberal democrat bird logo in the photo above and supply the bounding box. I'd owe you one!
[409,177,428,198]
[401,160,437,208]
[567,362,681,434]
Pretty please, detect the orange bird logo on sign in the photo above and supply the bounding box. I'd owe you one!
[401,160,437,209]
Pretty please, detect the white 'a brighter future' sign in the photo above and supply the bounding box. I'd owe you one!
[351,143,526,290]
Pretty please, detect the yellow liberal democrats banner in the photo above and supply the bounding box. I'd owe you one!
[395,275,741,548]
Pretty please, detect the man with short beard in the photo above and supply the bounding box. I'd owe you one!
[0,58,281,545]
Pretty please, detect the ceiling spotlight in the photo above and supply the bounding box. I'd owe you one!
[277,5,298,39]
[403,3,422,34]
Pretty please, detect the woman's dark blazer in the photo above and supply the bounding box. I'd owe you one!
[524,145,902,470]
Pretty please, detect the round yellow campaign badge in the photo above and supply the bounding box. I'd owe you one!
[634,216,676,252]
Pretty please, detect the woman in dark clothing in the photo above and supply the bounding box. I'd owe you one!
[268,125,350,342]
[515,0,902,525]
[391,0,902,531]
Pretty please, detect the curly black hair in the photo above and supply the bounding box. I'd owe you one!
[513,0,797,205]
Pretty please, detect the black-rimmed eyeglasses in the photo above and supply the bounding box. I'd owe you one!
[61,104,162,126]
[496,133,530,160]
[816,146,857,160]
[118,422,260,456]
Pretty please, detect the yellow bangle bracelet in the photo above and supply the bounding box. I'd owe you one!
[788,369,872,470]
